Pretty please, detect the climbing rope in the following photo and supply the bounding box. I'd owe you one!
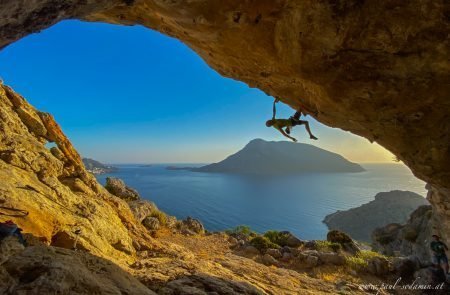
[0,206,29,217]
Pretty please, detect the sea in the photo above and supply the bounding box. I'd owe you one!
[96,163,426,240]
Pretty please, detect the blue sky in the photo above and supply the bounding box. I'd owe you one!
[0,20,394,164]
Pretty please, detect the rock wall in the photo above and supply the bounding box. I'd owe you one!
[372,205,433,264]
[0,1,449,243]
[0,82,155,265]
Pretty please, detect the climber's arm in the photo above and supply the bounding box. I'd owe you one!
[272,99,277,120]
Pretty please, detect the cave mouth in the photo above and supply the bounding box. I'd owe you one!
[0,20,428,240]
[0,20,397,165]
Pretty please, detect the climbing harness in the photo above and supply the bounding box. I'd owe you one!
[0,205,29,217]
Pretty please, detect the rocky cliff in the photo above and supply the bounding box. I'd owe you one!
[372,205,433,264]
[0,82,154,264]
[0,0,448,245]
[323,191,429,242]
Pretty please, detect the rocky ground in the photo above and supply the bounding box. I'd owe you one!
[0,83,448,294]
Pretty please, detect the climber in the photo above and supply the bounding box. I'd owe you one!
[266,98,318,142]
[431,235,449,274]
[0,220,26,245]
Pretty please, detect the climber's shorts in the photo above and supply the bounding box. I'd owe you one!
[289,118,306,126]
[432,254,448,265]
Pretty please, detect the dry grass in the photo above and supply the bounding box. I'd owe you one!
[346,250,385,271]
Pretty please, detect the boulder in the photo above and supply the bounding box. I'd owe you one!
[178,217,204,235]
[414,267,448,289]
[366,256,390,276]
[227,236,239,248]
[280,231,304,248]
[302,250,319,257]
[280,252,293,262]
[294,253,319,268]
[0,236,25,264]
[262,253,278,266]
[105,177,140,201]
[165,215,178,229]
[327,230,360,254]
[318,252,346,266]
[305,255,319,268]
[241,245,260,258]
[288,247,303,257]
[391,256,421,278]
[142,217,160,231]
[128,200,158,223]
[266,248,282,259]
[2,245,155,295]
[304,240,317,250]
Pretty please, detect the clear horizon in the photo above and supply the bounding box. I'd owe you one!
[0,20,397,164]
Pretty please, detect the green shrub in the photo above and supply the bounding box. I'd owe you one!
[316,240,342,252]
[329,243,342,252]
[346,250,384,271]
[346,255,367,270]
[249,236,279,252]
[225,225,256,237]
[150,210,167,226]
[263,230,291,247]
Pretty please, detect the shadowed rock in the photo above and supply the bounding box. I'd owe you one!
[324,191,429,242]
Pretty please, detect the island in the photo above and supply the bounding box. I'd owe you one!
[82,158,117,174]
[323,190,429,242]
[185,139,364,174]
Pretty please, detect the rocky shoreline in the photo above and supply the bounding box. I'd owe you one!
[82,158,117,174]
[323,191,428,242]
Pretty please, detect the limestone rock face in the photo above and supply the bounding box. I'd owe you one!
[0,83,154,265]
[1,244,155,295]
[158,274,264,295]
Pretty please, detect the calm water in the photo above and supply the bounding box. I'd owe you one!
[96,164,426,240]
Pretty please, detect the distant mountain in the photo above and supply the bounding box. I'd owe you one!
[323,190,429,242]
[82,158,117,174]
[192,139,365,174]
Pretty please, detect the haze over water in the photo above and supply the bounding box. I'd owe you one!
[97,163,426,240]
